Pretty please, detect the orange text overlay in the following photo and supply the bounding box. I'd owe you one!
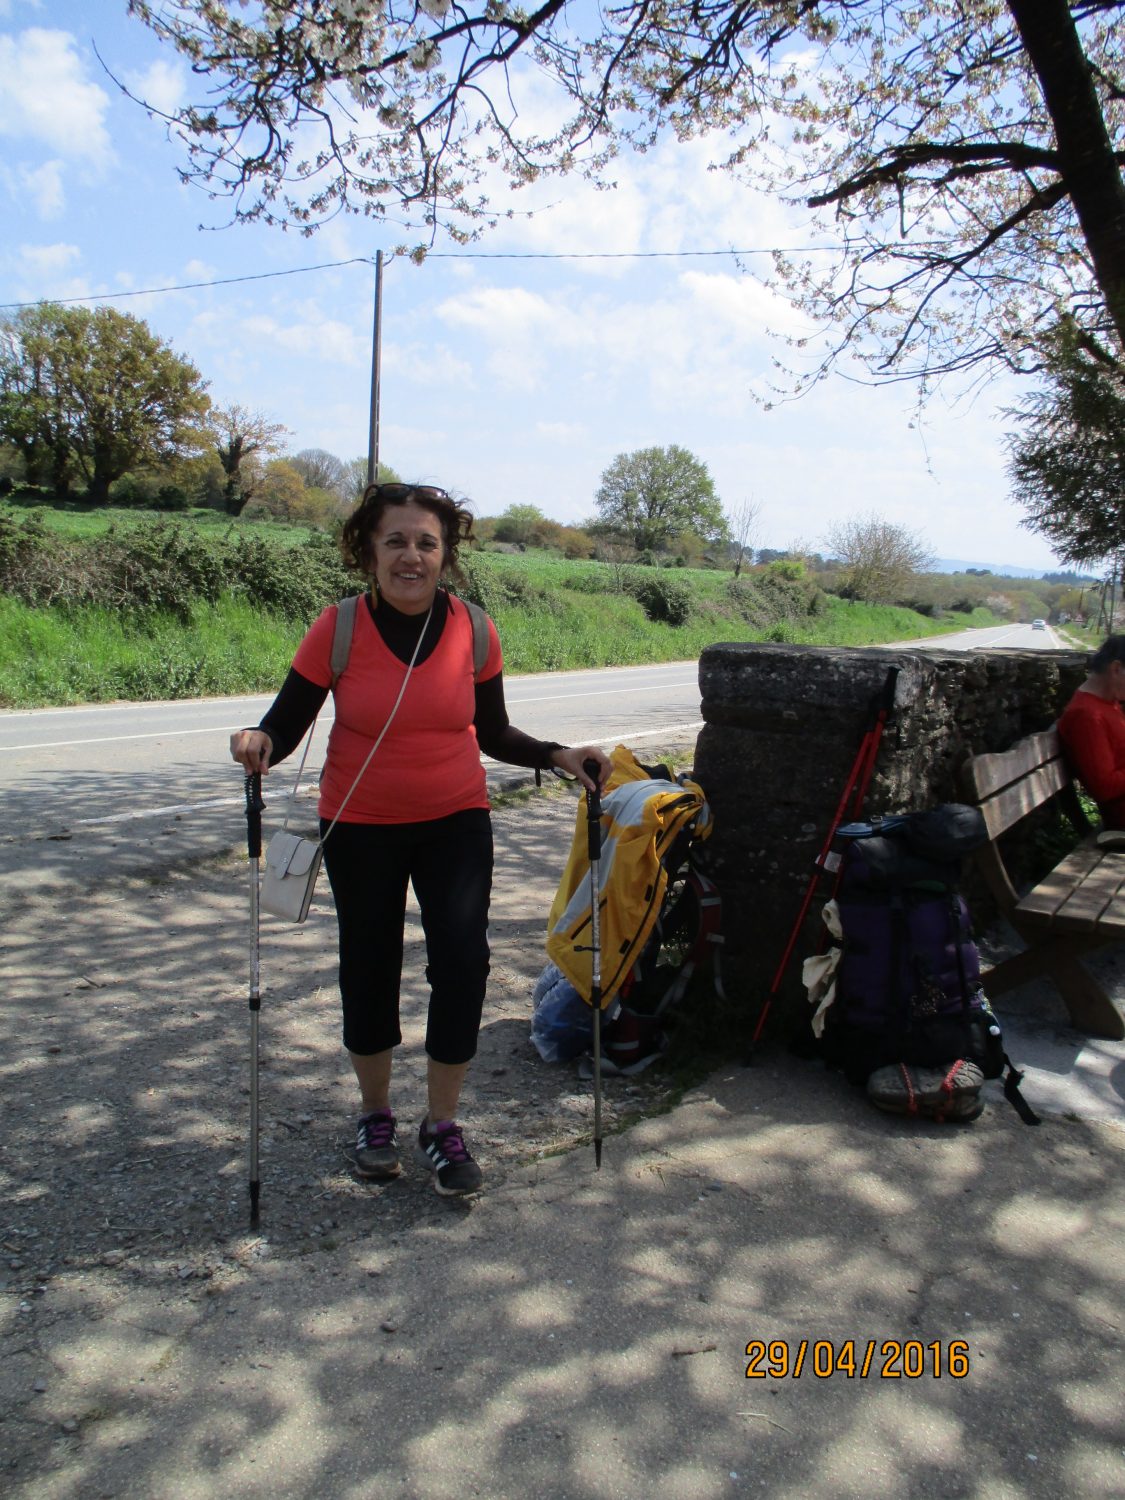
[745,1339,971,1379]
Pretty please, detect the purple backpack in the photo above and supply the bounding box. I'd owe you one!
[819,806,1038,1124]
[823,808,1000,1076]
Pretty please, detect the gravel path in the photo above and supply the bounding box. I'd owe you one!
[0,771,695,1484]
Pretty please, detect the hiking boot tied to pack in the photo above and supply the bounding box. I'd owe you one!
[355,1108,401,1180]
[416,1119,483,1196]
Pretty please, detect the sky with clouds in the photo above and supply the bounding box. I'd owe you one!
[0,0,1064,571]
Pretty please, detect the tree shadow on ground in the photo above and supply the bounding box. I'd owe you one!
[1,788,1122,1499]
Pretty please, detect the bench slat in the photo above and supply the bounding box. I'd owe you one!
[978,758,1071,840]
[1017,846,1125,933]
[1016,840,1104,922]
[1056,859,1125,932]
[965,729,1062,801]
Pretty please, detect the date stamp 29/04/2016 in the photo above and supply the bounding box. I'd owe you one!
[745,1339,971,1380]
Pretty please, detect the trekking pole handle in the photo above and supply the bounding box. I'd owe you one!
[583,759,603,860]
[245,772,265,859]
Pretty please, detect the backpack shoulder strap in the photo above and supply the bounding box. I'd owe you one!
[459,596,491,680]
[330,594,362,685]
[333,591,490,683]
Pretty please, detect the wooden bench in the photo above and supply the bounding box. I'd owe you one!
[960,727,1125,1040]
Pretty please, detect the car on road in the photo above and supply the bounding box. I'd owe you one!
[1032,618,1047,630]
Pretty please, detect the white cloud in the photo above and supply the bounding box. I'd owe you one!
[536,420,585,441]
[240,312,366,367]
[124,58,186,117]
[183,259,218,282]
[434,285,598,387]
[680,268,814,342]
[16,240,80,275]
[18,158,64,217]
[0,30,111,164]
[382,340,474,389]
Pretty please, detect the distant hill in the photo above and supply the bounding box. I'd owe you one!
[933,558,1096,581]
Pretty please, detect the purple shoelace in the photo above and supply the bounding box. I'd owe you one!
[358,1110,395,1149]
[429,1121,470,1161]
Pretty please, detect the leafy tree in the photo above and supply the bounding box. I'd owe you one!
[249,459,309,522]
[0,304,79,494]
[212,405,289,516]
[494,504,549,545]
[127,1,1125,386]
[0,303,211,503]
[594,446,726,553]
[288,485,345,531]
[343,456,401,505]
[289,448,347,498]
[824,514,935,605]
[1008,319,1125,568]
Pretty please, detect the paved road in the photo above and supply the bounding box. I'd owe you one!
[890,621,1073,651]
[0,628,1078,881]
[0,661,705,890]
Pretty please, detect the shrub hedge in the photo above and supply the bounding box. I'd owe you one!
[0,506,359,622]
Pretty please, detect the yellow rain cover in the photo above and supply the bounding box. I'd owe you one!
[546,745,712,1010]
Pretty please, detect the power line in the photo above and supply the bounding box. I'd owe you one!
[0,244,825,310]
[422,247,807,259]
[0,257,373,310]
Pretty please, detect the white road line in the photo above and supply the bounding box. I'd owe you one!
[504,681,697,705]
[72,796,247,826]
[1,679,699,753]
[63,721,706,828]
[3,724,285,752]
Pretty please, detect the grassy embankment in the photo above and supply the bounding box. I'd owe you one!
[0,505,997,708]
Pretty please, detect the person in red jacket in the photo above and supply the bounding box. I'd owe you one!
[231,482,611,1196]
[1058,635,1125,829]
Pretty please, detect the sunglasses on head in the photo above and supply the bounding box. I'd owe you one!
[365,482,450,504]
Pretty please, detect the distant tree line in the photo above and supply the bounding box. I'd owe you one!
[0,301,401,526]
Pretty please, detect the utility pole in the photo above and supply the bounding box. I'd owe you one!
[366,250,384,487]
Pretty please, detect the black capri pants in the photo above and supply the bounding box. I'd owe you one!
[320,809,493,1066]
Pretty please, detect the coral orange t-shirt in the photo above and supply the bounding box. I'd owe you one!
[292,594,503,825]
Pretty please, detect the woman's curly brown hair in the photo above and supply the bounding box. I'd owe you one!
[340,482,475,582]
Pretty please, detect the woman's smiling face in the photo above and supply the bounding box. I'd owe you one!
[368,501,446,614]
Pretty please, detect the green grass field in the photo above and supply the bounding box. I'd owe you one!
[7,499,317,548]
[0,505,998,707]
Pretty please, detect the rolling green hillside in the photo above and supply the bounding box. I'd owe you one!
[0,503,994,707]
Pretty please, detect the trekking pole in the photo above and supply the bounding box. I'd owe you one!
[583,759,605,1169]
[750,666,899,1050]
[244,772,266,1228]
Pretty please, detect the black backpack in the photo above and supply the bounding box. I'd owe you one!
[817,805,1038,1124]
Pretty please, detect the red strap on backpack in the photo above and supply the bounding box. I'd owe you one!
[933,1059,965,1124]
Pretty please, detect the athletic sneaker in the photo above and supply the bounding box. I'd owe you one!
[354,1108,401,1180]
[415,1119,483,1196]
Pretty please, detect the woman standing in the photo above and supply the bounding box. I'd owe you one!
[231,482,610,1195]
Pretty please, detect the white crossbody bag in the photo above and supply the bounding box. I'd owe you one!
[259,600,433,922]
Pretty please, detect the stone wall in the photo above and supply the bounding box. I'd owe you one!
[693,642,1089,1035]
